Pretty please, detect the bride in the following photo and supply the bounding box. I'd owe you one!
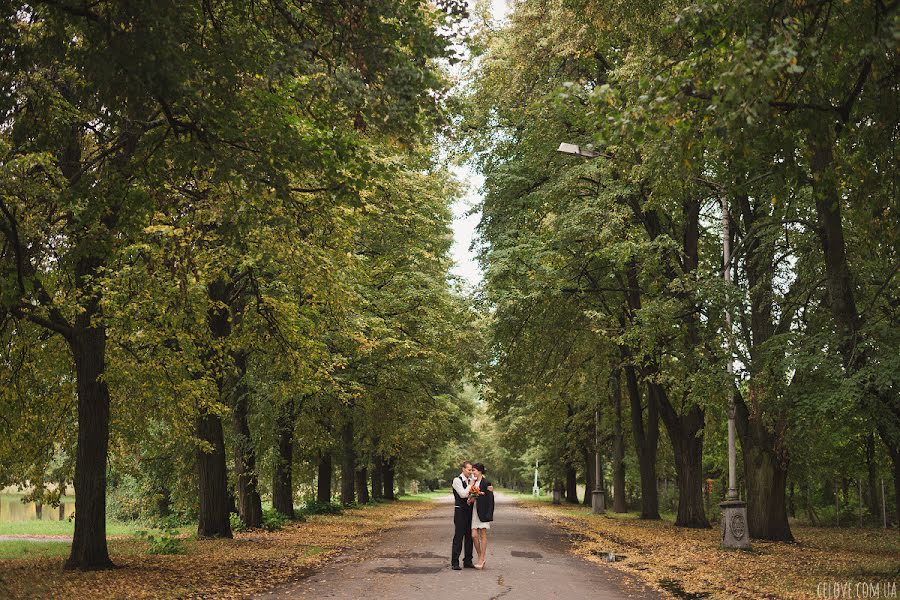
[468,463,495,569]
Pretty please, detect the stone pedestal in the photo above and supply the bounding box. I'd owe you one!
[592,489,606,514]
[720,499,751,549]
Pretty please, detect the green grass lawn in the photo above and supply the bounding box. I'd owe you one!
[397,490,448,501]
[0,518,150,537]
[0,540,71,560]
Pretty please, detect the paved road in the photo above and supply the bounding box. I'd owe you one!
[258,493,659,600]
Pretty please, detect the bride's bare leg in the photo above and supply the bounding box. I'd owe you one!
[471,529,482,564]
[477,530,488,567]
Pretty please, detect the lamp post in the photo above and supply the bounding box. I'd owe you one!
[718,197,750,550]
[592,407,606,514]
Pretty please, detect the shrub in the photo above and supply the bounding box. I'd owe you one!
[229,512,246,533]
[262,508,287,531]
[302,500,343,515]
[135,528,185,555]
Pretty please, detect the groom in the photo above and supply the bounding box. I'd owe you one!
[450,460,492,570]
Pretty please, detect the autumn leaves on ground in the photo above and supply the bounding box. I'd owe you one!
[514,497,899,600]
[0,498,435,599]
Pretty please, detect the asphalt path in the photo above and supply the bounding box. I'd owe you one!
[257,492,660,600]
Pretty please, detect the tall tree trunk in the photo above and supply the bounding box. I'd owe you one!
[196,412,232,538]
[612,368,627,513]
[865,432,879,517]
[565,462,578,504]
[371,458,383,501]
[198,277,237,538]
[810,130,900,526]
[383,458,396,501]
[734,193,795,541]
[230,352,262,529]
[621,262,660,520]
[356,467,370,504]
[582,448,594,507]
[66,322,115,569]
[272,398,295,519]
[737,415,794,541]
[341,420,356,505]
[625,365,660,519]
[317,452,333,504]
[656,387,709,528]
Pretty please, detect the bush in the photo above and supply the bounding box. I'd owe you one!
[229,512,246,533]
[262,508,287,531]
[135,528,185,555]
[302,500,343,515]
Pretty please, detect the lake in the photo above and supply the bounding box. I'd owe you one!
[0,494,73,522]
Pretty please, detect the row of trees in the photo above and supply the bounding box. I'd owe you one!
[461,0,898,541]
[0,1,475,570]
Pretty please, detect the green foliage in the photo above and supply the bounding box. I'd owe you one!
[301,500,344,516]
[262,508,288,531]
[135,528,186,555]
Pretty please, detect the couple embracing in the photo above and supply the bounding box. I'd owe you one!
[450,461,495,571]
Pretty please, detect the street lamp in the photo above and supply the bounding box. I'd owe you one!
[557,142,600,158]
[592,408,606,514]
[718,198,750,550]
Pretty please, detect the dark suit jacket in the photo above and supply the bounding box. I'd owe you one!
[474,478,494,523]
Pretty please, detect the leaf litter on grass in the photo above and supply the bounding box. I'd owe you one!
[519,501,899,600]
[0,499,435,599]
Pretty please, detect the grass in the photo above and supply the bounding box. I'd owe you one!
[496,487,553,502]
[0,541,71,560]
[397,490,448,501]
[0,519,148,537]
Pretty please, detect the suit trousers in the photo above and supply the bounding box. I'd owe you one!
[451,506,474,566]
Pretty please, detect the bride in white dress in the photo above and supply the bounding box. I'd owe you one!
[469,463,493,569]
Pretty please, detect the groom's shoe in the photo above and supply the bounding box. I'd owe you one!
[451,564,462,571]
[463,563,476,569]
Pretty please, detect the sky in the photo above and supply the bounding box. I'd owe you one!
[448,0,510,290]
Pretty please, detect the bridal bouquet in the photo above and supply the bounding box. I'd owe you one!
[468,484,484,498]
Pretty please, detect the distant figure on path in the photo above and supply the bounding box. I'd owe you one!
[469,462,494,569]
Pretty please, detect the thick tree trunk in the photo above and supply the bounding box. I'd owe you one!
[272,399,295,519]
[383,458,396,500]
[65,324,114,569]
[196,412,232,538]
[317,452,333,504]
[625,365,660,519]
[657,389,709,528]
[612,368,627,513]
[371,458,383,501]
[733,193,795,542]
[340,421,356,505]
[356,467,370,504]
[231,352,262,529]
[739,421,794,541]
[565,463,578,504]
[198,276,237,538]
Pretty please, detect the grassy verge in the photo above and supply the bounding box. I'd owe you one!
[515,499,900,600]
[0,495,439,599]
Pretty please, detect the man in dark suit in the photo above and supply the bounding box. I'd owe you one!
[450,461,475,570]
